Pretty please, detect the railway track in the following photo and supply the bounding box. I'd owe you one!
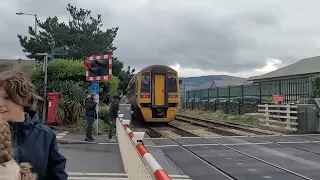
[130,121,200,139]
[142,122,310,180]
[148,123,199,138]
[175,114,277,136]
[130,112,277,139]
[129,118,311,179]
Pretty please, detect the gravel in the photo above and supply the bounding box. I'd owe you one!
[169,120,220,137]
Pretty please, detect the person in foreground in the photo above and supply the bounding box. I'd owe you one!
[0,71,68,180]
[0,112,37,180]
[84,92,98,142]
[108,90,123,142]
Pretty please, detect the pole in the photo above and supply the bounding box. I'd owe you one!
[34,14,37,36]
[96,98,99,135]
[184,84,187,110]
[91,80,100,135]
[42,55,48,124]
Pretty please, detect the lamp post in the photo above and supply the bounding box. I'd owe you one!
[16,12,37,35]
[36,53,49,124]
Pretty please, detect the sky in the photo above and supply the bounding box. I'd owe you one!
[1,0,320,78]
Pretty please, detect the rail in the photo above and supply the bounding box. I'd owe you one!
[176,114,274,135]
[258,104,298,131]
[116,115,171,180]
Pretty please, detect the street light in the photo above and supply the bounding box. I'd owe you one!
[16,12,37,35]
[36,53,50,124]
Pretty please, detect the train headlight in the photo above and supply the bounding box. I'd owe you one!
[140,94,150,98]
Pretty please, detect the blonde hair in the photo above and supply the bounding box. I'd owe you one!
[0,115,14,163]
[0,115,37,180]
[0,71,40,110]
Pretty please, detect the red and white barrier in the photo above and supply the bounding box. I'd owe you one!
[116,116,171,180]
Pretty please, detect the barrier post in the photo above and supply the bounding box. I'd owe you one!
[116,104,171,180]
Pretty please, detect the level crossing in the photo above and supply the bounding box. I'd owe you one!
[58,104,320,180]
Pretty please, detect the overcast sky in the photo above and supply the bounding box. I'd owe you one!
[1,0,320,77]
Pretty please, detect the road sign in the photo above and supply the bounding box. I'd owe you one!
[91,80,99,95]
[85,54,113,81]
[272,94,285,102]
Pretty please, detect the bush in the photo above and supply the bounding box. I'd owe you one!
[30,58,122,126]
[67,117,109,135]
[99,104,110,124]
[53,80,88,125]
[100,76,119,104]
[310,76,320,98]
[30,59,88,96]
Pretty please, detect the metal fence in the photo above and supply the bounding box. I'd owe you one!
[182,100,259,115]
[180,83,186,104]
[186,79,310,103]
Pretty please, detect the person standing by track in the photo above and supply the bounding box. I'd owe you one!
[108,90,123,142]
[84,92,98,142]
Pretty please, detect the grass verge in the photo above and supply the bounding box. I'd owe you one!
[181,109,293,134]
[66,104,110,135]
[66,118,109,135]
[182,109,261,126]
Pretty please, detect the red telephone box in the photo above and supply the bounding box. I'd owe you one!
[47,92,61,124]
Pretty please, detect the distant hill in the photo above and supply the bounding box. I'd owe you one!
[0,59,36,75]
[179,75,247,90]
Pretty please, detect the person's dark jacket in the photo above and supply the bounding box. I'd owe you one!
[9,111,68,180]
[109,94,121,118]
[85,97,97,118]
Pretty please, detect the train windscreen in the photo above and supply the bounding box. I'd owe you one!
[141,72,150,93]
[167,73,177,93]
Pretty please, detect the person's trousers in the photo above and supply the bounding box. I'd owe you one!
[86,116,95,139]
[108,117,116,139]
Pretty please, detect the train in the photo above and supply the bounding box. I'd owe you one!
[126,65,180,123]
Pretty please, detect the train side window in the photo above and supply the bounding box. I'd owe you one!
[167,73,177,92]
[141,72,150,93]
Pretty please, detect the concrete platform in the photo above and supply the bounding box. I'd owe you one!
[143,139,188,176]
[155,146,231,180]
[60,143,125,173]
[185,144,304,180]
[145,135,320,180]
[256,134,320,142]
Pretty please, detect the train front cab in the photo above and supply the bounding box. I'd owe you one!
[138,69,180,122]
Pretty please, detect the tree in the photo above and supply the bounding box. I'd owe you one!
[18,4,118,60]
[100,76,120,103]
[118,65,135,91]
[18,3,135,90]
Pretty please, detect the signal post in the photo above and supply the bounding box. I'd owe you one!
[84,54,113,135]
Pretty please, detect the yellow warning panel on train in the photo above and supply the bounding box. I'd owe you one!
[126,65,180,123]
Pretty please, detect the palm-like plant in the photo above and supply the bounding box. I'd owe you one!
[53,80,88,125]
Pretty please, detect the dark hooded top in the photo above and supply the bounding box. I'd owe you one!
[9,110,68,180]
[84,97,97,118]
[109,94,121,118]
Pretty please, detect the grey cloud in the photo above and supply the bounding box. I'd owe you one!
[114,4,277,72]
[1,0,320,75]
[16,0,75,18]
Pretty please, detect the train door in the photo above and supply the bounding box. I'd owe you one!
[154,74,165,106]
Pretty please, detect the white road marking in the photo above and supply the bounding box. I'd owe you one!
[67,172,191,180]
[56,131,69,139]
[67,172,127,176]
[68,178,128,180]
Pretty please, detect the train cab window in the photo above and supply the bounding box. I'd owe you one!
[167,73,177,92]
[141,72,150,93]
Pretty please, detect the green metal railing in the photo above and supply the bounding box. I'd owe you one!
[186,79,310,103]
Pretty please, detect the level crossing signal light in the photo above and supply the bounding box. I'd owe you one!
[84,54,113,81]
